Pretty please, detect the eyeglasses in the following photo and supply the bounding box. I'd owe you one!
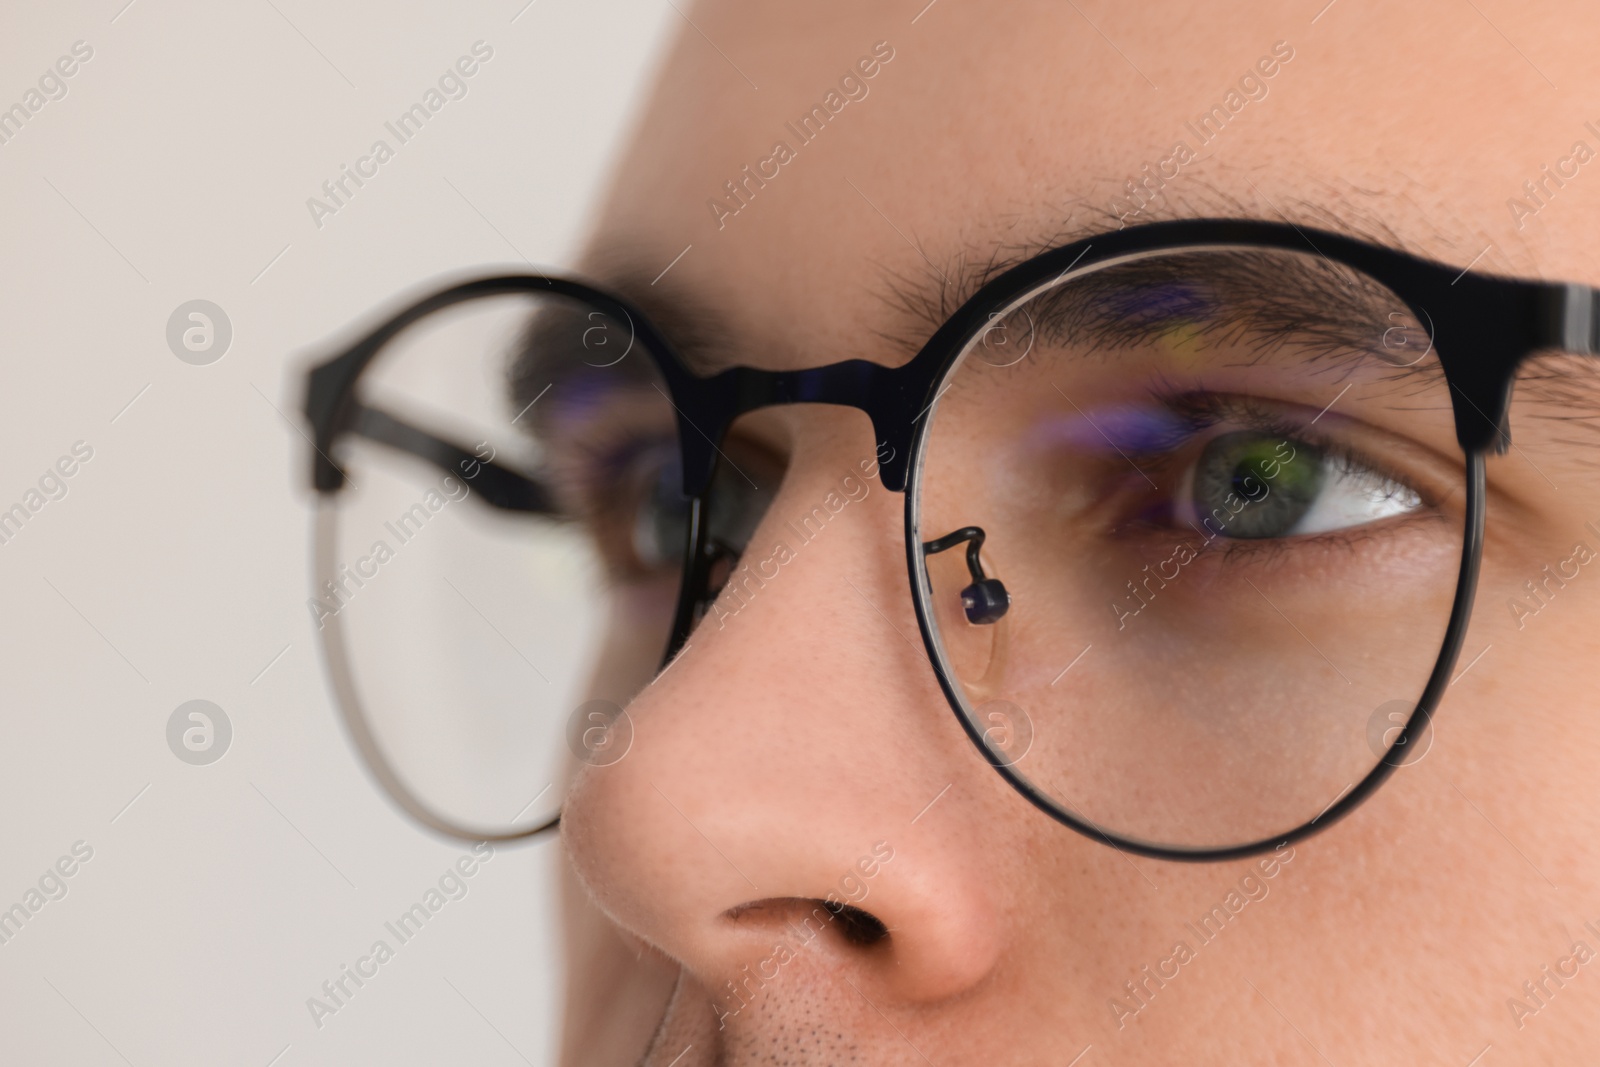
[300,217,1600,861]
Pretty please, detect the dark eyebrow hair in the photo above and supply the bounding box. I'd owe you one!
[1027,247,1409,354]
[574,178,1458,377]
[527,179,1600,455]
[569,197,1430,386]
[506,295,662,443]
[873,181,1445,356]
[870,185,1600,451]
[506,259,743,427]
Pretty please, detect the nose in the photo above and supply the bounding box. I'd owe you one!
[561,423,1009,1025]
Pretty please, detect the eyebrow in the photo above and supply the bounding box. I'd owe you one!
[572,181,1455,378]
[873,183,1438,351]
[517,189,1600,440]
[872,188,1600,433]
[505,260,741,430]
[533,210,1423,389]
[1011,246,1426,368]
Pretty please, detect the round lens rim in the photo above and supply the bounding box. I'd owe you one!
[303,275,687,845]
[304,221,1527,855]
[901,244,1487,862]
[313,500,562,843]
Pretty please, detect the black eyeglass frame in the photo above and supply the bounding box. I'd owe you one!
[303,217,1600,861]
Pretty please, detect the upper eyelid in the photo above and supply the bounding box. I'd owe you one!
[1131,390,1448,507]
[1072,390,1305,460]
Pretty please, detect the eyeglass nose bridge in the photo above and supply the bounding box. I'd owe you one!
[669,357,927,497]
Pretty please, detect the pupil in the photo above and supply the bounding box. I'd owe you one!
[1230,461,1260,498]
[1192,431,1323,540]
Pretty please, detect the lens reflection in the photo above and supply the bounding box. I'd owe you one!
[319,291,678,838]
[914,247,1467,851]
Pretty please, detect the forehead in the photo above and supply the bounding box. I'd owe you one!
[584,0,1600,372]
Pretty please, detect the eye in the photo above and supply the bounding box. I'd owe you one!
[625,442,780,575]
[629,446,689,572]
[1176,429,1421,540]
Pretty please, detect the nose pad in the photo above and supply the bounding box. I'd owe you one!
[924,526,1010,624]
[923,526,1011,698]
[961,577,1010,625]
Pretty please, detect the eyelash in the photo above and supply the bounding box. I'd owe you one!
[1109,387,1438,554]
[1136,387,1428,494]
[549,377,1440,588]
[551,419,786,582]
[528,412,677,571]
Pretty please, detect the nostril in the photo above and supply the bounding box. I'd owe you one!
[725,897,891,948]
[824,901,890,946]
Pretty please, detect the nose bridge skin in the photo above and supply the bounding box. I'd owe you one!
[559,423,1011,1015]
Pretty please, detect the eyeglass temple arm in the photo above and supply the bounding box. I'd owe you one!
[1542,283,1600,355]
[347,403,557,514]
[1445,281,1600,454]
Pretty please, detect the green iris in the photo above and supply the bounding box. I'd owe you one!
[1192,431,1324,539]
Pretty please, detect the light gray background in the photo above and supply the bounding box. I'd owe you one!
[0,2,675,1063]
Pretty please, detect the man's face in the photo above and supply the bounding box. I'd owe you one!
[559,2,1600,1062]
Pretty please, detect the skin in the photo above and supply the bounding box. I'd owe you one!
[555,1,1600,1062]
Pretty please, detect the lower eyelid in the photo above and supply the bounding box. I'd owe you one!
[1111,433,1453,549]
[1206,508,1455,566]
